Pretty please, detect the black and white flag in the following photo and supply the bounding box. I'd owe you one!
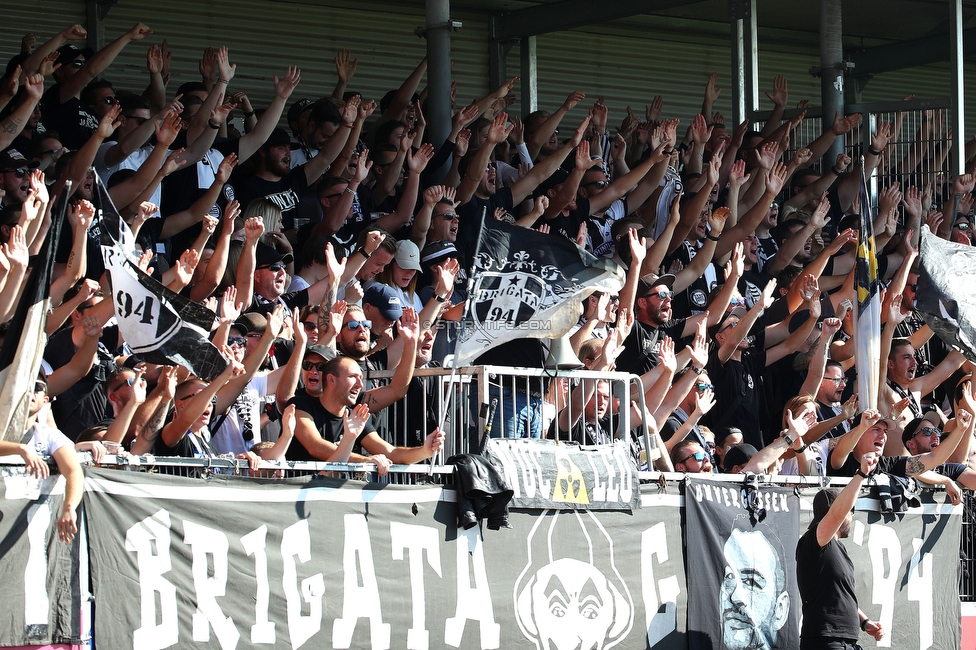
[454,219,624,366]
[0,184,68,442]
[94,175,227,380]
[917,225,976,363]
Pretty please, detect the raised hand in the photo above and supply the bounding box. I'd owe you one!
[334,49,358,84]
[765,74,788,107]
[274,66,301,100]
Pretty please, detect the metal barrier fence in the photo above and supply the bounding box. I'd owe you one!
[753,98,954,212]
[364,365,656,462]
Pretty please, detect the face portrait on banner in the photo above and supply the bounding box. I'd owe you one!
[720,527,791,650]
[685,478,801,650]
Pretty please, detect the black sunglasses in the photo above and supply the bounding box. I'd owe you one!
[302,361,326,373]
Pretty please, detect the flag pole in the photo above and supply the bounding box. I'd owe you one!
[431,207,487,472]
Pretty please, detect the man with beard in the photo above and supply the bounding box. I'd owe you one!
[286,355,443,470]
[721,527,790,650]
[879,338,964,455]
[796,459,884,649]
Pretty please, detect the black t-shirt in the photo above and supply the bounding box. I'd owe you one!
[796,529,860,642]
[828,453,908,478]
[44,324,119,440]
[154,429,216,458]
[614,318,688,377]
[232,164,313,232]
[247,289,310,315]
[664,241,716,319]
[704,344,765,449]
[40,85,97,150]
[330,187,377,250]
[285,390,374,461]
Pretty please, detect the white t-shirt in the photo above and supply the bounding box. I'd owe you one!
[210,373,270,455]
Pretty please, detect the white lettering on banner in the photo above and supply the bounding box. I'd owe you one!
[907,538,933,650]
[280,519,324,650]
[183,521,239,649]
[688,483,791,513]
[867,523,900,648]
[125,509,178,650]
[241,525,276,644]
[641,523,681,646]
[444,527,500,649]
[333,514,391,649]
[512,444,539,499]
[24,503,51,630]
[390,522,442,650]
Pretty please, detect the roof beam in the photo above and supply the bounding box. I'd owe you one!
[848,28,976,76]
[490,0,708,42]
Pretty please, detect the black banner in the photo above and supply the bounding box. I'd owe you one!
[83,467,685,649]
[685,478,801,650]
[0,472,85,646]
[483,438,640,511]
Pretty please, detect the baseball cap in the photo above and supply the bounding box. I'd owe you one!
[637,273,676,296]
[395,240,422,272]
[363,283,403,321]
[420,240,458,268]
[709,305,747,337]
[0,148,39,172]
[55,44,92,68]
[305,344,336,361]
[255,242,294,268]
[287,98,314,125]
[724,443,759,472]
[234,312,267,335]
[263,128,292,149]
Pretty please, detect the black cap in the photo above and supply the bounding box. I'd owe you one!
[255,242,294,268]
[305,344,336,361]
[0,148,39,172]
[709,305,747,337]
[55,44,92,67]
[233,312,267,335]
[724,443,759,472]
[421,240,459,268]
[637,273,676,296]
[263,128,292,149]
[287,98,314,124]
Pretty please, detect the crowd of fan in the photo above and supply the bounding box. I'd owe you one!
[0,22,975,539]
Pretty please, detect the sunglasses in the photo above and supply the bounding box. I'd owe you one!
[824,376,848,384]
[696,382,714,392]
[906,284,917,292]
[302,361,326,373]
[955,222,971,230]
[435,212,459,221]
[915,426,941,437]
[34,382,47,393]
[679,451,708,464]
[177,391,218,406]
[346,320,372,330]
[302,321,318,331]
[643,290,673,301]
[583,179,610,189]
[259,262,286,272]
[5,168,28,178]
[227,336,246,347]
[71,60,85,68]
[100,96,118,105]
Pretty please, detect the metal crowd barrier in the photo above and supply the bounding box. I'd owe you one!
[365,365,655,461]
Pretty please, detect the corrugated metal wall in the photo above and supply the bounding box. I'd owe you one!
[0,1,974,137]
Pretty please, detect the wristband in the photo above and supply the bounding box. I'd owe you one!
[207,119,220,130]
[662,148,675,155]
[705,233,721,242]
[355,246,372,259]
[795,443,808,454]
[216,77,230,85]
[691,366,705,375]
[344,187,356,196]
[676,142,690,153]
[241,110,255,117]
[827,167,839,175]
[860,619,869,631]
[434,294,447,303]
[856,469,869,479]
[868,146,883,156]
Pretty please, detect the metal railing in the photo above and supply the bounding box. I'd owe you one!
[364,365,655,463]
